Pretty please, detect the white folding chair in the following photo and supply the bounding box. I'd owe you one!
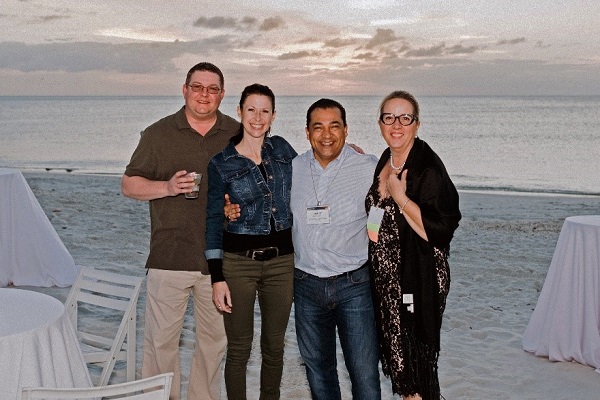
[65,266,144,386]
[20,372,173,400]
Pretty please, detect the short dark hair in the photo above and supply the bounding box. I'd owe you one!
[185,62,224,88]
[239,83,275,112]
[306,98,347,128]
[379,90,420,119]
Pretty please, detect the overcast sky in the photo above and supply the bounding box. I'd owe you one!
[2,0,599,96]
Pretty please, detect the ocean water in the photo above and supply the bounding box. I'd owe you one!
[1,95,599,195]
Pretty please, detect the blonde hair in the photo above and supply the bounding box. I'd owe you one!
[379,90,420,119]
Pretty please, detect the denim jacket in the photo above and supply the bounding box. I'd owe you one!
[205,135,296,260]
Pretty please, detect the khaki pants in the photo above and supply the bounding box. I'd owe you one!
[142,269,226,400]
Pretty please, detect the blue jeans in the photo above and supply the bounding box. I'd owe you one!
[294,264,381,400]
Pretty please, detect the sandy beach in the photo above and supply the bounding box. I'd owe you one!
[21,171,600,399]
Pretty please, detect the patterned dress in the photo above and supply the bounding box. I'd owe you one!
[366,178,451,400]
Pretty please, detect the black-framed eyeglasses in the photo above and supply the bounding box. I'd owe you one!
[379,113,418,126]
[187,84,221,94]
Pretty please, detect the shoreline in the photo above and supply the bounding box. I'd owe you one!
[11,168,600,198]
[18,172,600,399]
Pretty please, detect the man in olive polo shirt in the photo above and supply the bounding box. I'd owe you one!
[122,62,239,400]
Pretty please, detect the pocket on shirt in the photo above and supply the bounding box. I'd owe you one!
[224,167,255,203]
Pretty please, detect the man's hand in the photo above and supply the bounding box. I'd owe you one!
[348,143,365,154]
[169,170,196,196]
[122,170,194,201]
[224,193,241,221]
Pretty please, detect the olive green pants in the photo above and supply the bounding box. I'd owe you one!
[222,252,294,400]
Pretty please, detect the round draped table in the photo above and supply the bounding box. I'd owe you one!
[0,168,79,288]
[522,215,600,369]
[0,288,92,398]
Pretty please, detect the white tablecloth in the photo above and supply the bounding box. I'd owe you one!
[522,215,600,368]
[0,168,79,287]
[0,288,92,398]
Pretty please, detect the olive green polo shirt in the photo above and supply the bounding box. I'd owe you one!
[125,106,239,273]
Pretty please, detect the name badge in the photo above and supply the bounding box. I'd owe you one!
[367,206,385,242]
[307,205,331,224]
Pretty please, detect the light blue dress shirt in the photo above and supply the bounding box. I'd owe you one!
[291,144,377,277]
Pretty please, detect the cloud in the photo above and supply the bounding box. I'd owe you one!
[193,16,239,29]
[2,43,598,96]
[238,39,256,48]
[353,52,379,61]
[38,15,70,22]
[277,50,318,60]
[405,43,446,57]
[241,16,258,26]
[401,42,480,57]
[323,38,358,48]
[535,40,551,48]
[0,39,233,74]
[447,44,480,54]
[99,28,187,43]
[365,28,399,49]
[394,43,412,53]
[497,37,526,45]
[1,8,596,97]
[191,15,284,32]
[259,16,285,31]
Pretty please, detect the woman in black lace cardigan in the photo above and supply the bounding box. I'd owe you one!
[365,90,461,400]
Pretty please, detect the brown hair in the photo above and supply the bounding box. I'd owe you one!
[185,62,224,88]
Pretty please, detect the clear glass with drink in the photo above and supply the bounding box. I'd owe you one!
[185,172,202,199]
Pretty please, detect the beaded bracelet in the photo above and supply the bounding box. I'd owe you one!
[400,199,410,214]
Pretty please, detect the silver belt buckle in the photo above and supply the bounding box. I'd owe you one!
[251,247,278,261]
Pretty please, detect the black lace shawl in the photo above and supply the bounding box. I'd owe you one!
[373,138,461,350]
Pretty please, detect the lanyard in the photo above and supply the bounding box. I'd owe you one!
[309,156,344,206]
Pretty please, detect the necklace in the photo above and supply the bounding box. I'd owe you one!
[389,154,405,171]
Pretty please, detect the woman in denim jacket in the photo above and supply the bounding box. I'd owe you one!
[205,83,296,400]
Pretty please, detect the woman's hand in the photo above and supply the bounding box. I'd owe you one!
[388,168,429,241]
[212,281,232,313]
[387,169,408,206]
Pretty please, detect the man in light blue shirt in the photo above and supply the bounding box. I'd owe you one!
[225,98,380,399]
[291,98,380,400]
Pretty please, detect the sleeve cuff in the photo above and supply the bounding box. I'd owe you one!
[207,258,225,284]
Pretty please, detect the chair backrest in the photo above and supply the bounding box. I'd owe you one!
[20,372,173,400]
[64,266,144,386]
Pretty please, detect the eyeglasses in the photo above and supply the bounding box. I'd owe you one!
[187,84,221,94]
[379,113,418,126]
